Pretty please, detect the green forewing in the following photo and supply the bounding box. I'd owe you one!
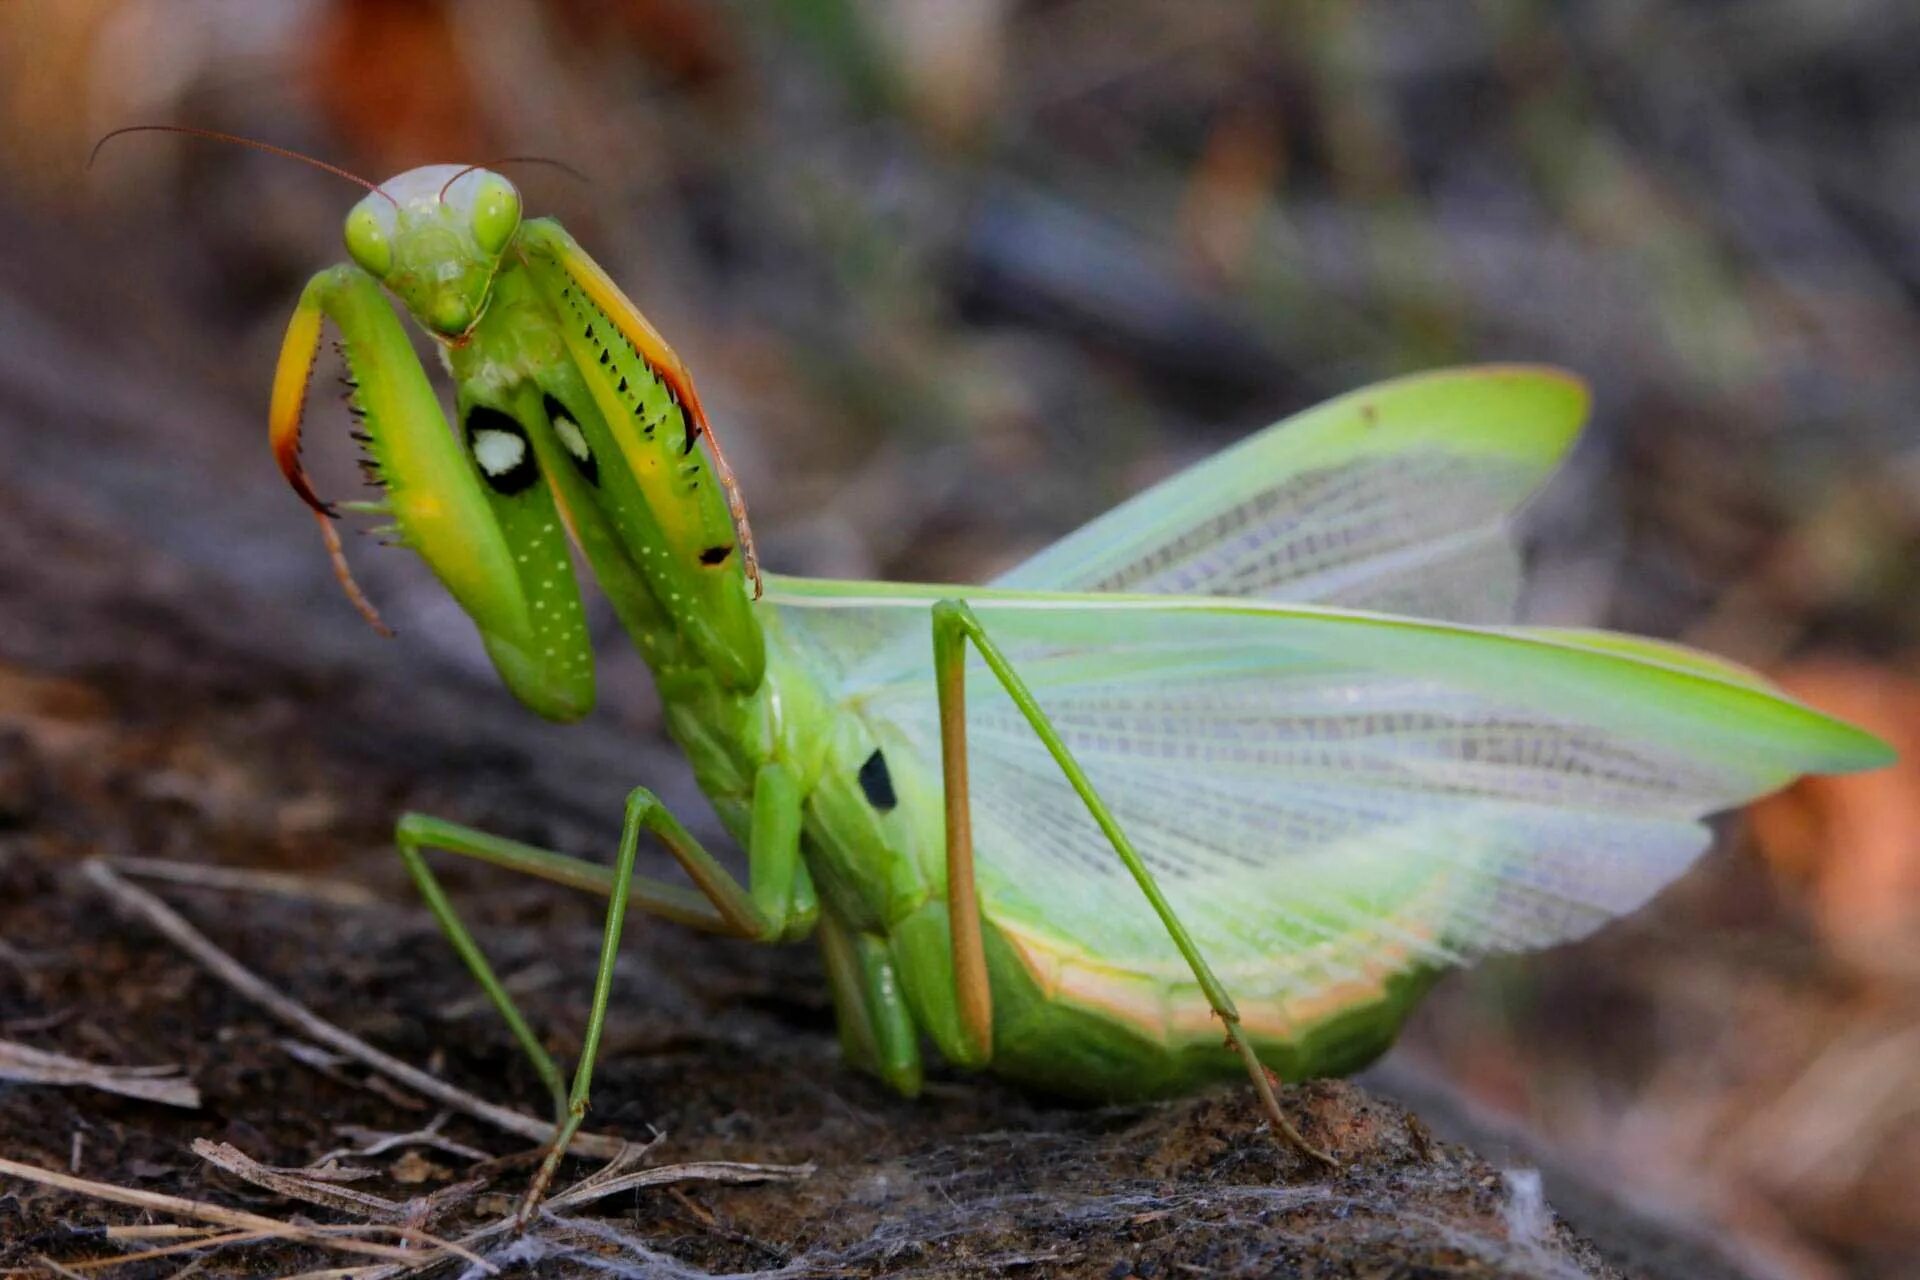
[770,578,1889,1003]
[995,366,1588,624]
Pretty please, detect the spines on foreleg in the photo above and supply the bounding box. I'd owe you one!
[269,264,594,719]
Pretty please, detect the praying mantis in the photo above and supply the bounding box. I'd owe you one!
[124,131,1890,1215]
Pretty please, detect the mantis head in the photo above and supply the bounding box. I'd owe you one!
[343,165,522,340]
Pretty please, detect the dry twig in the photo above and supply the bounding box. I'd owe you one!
[62,1229,276,1273]
[0,1037,199,1108]
[102,854,378,907]
[79,860,624,1158]
[192,1140,414,1222]
[344,1155,815,1280]
[320,1112,493,1166]
[0,1157,415,1263]
[0,1144,809,1277]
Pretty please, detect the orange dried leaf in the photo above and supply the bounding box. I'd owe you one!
[1750,661,1920,967]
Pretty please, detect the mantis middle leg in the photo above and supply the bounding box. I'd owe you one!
[394,761,816,1216]
[817,910,924,1096]
[929,599,1334,1166]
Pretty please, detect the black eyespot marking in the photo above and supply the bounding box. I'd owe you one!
[543,394,599,485]
[858,748,897,811]
[464,406,539,495]
[699,545,732,565]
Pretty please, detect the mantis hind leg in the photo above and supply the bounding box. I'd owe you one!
[392,763,815,1218]
[929,599,1335,1167]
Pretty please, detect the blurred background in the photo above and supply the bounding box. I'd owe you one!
[1,1,1916,1275]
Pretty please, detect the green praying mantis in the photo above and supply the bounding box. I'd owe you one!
[119,130,1891,1215]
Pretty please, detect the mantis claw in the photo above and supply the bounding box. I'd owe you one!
[270,288,332,516]
[271,282,394,637]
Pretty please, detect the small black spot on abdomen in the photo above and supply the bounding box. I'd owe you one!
[858,748,897,811]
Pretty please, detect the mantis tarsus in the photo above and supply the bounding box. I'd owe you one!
[155,137,1891,1216]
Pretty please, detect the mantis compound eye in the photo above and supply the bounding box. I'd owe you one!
[344,202,393,278]
[469,173,521,255]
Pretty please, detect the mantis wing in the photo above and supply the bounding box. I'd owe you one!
[994,365,1588,624]
[770,578,1889,1008]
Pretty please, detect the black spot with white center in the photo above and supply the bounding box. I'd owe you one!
[543,394,598,485]
[858,748,897,812]
[465,406,538,495]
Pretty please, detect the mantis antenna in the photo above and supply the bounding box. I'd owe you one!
[437,157,591,202]
[94,126,400,635]
[88,125,399,208]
